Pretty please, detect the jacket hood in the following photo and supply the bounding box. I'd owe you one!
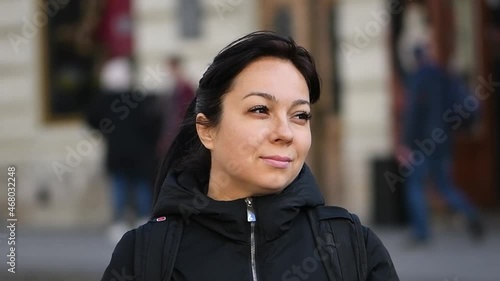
[152,164,325,242]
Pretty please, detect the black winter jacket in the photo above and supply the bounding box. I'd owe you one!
[101,165,399,281]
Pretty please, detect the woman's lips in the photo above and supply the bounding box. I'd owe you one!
[260,156,292,169]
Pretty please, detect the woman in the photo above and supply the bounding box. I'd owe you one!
[101,31,399,281]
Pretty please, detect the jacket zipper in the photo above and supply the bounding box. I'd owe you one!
[245,197,258,281]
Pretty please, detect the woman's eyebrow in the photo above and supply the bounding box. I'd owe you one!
[242,92,276,102]
[243,92,310,107]
[292,99,310,107]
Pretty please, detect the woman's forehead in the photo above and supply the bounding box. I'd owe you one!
[228,57,309,100]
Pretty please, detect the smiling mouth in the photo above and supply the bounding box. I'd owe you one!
[260,156,292,169]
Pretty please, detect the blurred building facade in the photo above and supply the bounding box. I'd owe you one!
[0,0,497,229]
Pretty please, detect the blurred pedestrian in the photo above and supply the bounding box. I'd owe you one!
[398,40,484,244]
[86,58,161,242]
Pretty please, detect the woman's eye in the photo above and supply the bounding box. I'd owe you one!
[294,112,312,121]
[249,105,269,114]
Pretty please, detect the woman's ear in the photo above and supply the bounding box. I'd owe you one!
[196,113,214,150]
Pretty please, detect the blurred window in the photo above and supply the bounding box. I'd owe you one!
[179,0,202,38]
[273,7,292,38]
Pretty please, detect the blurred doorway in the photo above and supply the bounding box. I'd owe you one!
[481,0,500,205]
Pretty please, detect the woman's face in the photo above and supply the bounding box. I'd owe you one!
[197,57,312,200]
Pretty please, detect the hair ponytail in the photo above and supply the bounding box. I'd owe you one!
[152,96,210,205]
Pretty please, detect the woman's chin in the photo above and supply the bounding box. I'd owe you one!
[252,179,291,195]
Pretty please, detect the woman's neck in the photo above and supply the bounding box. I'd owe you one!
[207,180,252,201]
[206,171,255,201]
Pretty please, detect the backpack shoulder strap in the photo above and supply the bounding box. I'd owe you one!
[134,216,184,281]
[307,206,368,281]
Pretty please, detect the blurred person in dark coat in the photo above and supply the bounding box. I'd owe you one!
[398,40,483,244]
[86,58,162,242]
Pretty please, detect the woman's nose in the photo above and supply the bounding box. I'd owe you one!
[271,116,293,144]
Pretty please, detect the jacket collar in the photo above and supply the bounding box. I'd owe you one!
[152,164,325,242]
